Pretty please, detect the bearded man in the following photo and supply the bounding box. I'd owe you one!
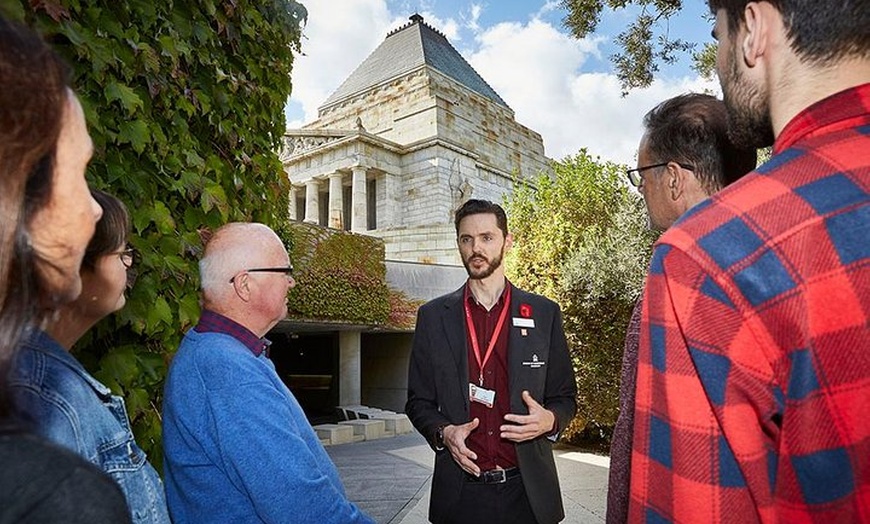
[628,0,870,521]
[406,199,576,524]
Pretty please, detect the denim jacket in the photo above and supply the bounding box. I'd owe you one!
[9,330,170,524]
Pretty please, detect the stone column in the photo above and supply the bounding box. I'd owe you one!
[288,185,298,222]
[351,166,367,232]
[328,172,343,229]
[303,179,319,224]
[339,331,362,406]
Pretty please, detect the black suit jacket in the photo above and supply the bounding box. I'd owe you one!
[406,284,577,524]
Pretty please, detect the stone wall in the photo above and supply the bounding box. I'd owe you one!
[311,69,438,145]
[372,224,459,265]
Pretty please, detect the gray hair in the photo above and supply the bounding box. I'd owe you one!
[199,223,282,301]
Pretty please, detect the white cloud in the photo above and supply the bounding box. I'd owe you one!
[286,1,719,166]
[466,18,719,165]
[286,0,395,127]
[464,3,483,32]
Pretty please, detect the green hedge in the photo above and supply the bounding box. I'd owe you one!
[286,223,391,325]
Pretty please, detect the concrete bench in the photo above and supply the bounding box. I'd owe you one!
[339,419,387,441]
[368,413,413,434]
[313,423,354,446]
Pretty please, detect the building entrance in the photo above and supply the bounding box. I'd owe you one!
[269,332,339,424]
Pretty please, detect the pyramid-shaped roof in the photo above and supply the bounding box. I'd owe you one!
[320,14,509,111]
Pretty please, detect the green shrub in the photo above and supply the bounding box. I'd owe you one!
[505,150,657,445]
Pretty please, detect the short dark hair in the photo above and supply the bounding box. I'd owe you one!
[82,189,130,270]
[642,93,757,194]
[454,199,509,237]
[708,0,870,65]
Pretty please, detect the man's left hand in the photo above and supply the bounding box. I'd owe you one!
[500,390,556,442]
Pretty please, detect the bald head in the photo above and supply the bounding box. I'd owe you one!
[199,223,294,335]
[200,223,283,295]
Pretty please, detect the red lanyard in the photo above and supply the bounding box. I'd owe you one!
[464,283,511,386]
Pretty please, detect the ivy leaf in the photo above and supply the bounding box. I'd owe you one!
[146,295,173,330]
[201,183,229,219]
[149,201,177,235]
[118,119,151,153]
[126,387,151,418]
[105,82,143,115]
[178,292,201,330]
[96,346,140,389]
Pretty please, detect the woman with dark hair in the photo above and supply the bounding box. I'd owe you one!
[0,14,131,524]
[10,189,171,524]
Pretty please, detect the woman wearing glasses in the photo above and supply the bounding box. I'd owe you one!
[9,189,171,524]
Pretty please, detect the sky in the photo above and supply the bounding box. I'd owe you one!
[285,0,721,167]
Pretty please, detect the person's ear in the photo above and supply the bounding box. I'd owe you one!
[742,2,770,68]
[231,272,252,302]
[504,232,514,252]
[666,162,684,201]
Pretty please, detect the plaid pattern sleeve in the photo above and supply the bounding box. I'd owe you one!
[630,84,870,523]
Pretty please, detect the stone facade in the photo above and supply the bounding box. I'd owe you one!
[282,15,549,266]
[275,14,553,418]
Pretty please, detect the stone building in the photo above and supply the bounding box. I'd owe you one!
[274,15,550,423]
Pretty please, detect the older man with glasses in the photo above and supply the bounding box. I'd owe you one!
[162,222,374,524]
[606,93,756,524]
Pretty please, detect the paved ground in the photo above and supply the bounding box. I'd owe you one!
[327,431,609,524]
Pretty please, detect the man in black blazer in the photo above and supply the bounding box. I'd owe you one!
[406,199,577,524]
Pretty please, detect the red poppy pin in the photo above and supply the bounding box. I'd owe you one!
[519,303,532,318]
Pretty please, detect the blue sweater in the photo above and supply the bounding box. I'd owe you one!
[162,329,373,524]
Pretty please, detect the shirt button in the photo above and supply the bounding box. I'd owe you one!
[488,430,493,436]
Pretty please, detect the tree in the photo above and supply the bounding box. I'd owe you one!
[1,0,306,468]
[560,0,716,92]
[505,151,657,444]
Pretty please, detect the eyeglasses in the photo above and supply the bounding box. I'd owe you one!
[112,248,135,269]
[229,266,294,284]
[626,162,695,188]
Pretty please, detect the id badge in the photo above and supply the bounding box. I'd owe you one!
[469,383,495,408]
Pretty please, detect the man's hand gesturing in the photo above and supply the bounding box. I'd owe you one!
[442,418,480,476]
[500,390,556,442]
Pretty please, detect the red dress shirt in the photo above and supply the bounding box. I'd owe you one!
[465,281,518,471]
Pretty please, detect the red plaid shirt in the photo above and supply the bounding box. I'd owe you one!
[630,84,870,523]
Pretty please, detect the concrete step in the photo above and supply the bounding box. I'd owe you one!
[313,423,354,446]
[372,413,413,435]
[339,419,387,440]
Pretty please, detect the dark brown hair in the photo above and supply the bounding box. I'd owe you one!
[708,0,870,65]
[82,190,130,270]
[454,199,509,237]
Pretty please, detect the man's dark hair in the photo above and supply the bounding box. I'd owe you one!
[454,199,509,237]
[708,0,870,65]
[643,93,757,194]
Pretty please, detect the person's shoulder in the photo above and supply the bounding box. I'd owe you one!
[170,330,269,389]
[419,286,464,312]
[10,332,100,407]
[511,286,559,310]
